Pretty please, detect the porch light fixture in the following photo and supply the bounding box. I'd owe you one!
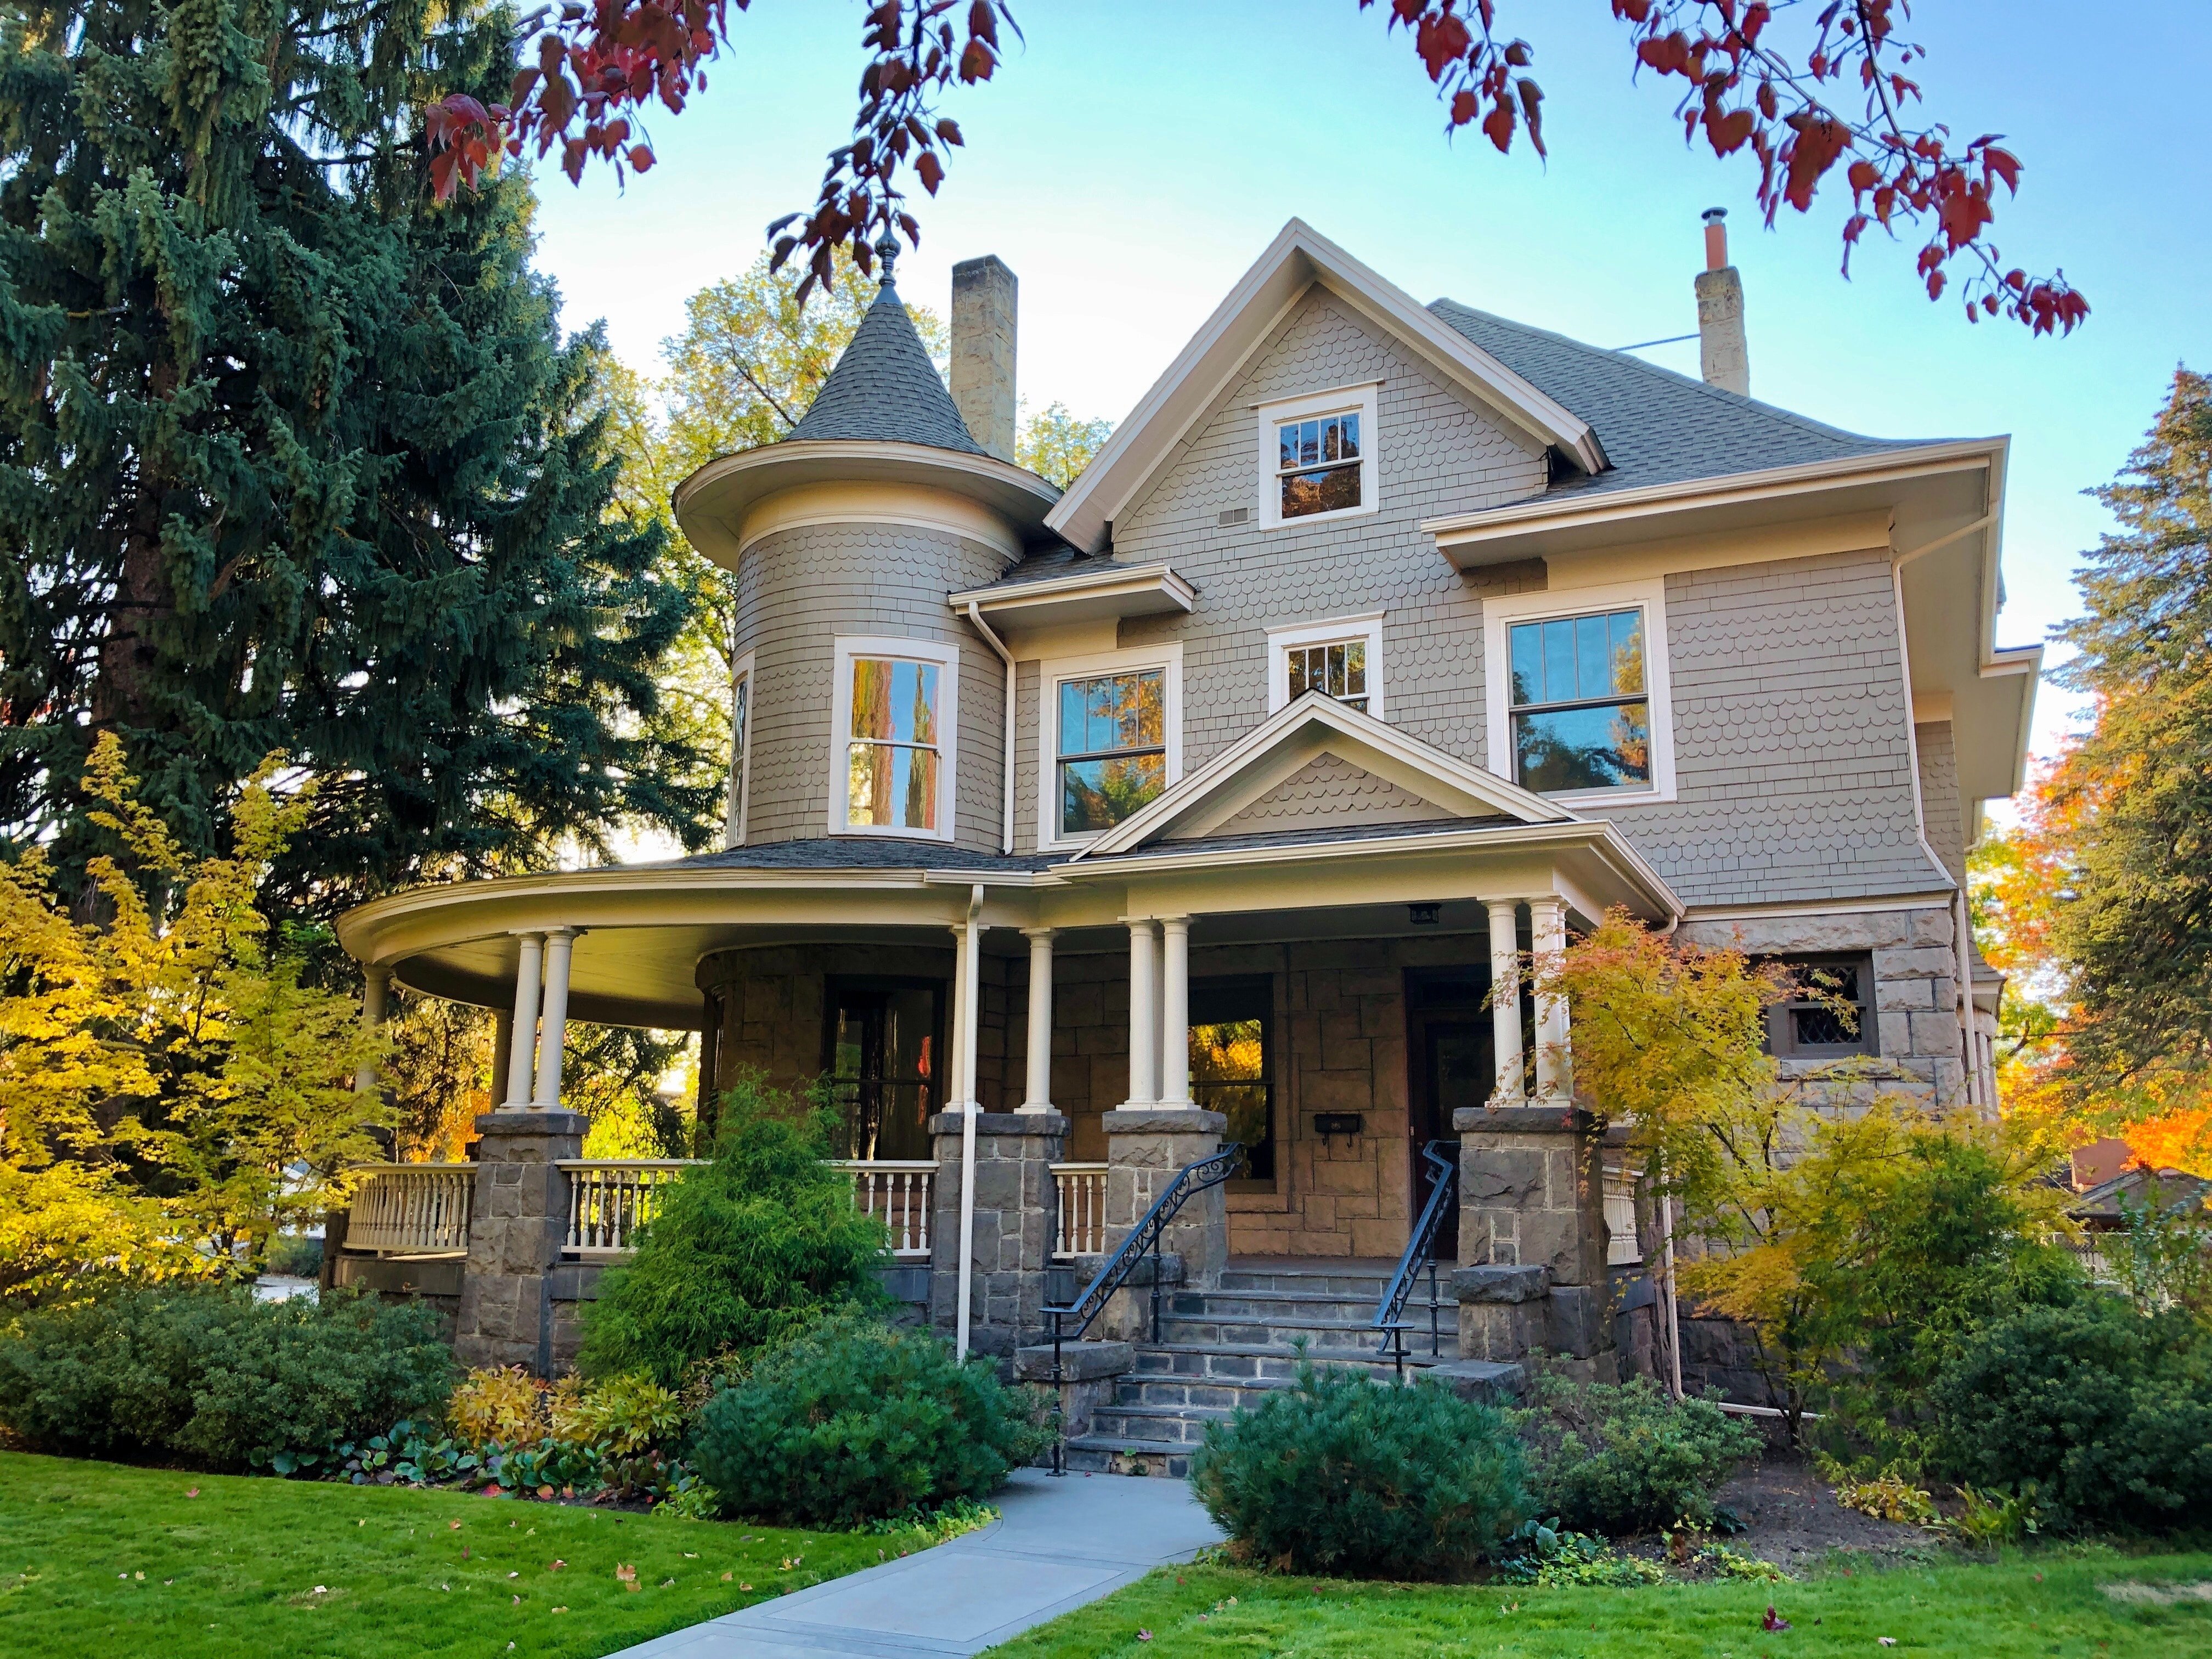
[1407,902,1441,927]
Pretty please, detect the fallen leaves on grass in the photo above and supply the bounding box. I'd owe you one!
[616,1562,639,1592]
[1763,1605,1792,1631]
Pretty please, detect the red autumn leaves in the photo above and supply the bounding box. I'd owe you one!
[1374,0,2084,334]
[422,0,2084,335]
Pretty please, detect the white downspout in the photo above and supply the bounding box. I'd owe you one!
[968,601,1017,855]
[954,884,985,1359]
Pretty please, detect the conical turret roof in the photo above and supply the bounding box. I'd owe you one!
[785,280,984,454]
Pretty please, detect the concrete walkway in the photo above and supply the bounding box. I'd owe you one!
[610,1470,1224,1658]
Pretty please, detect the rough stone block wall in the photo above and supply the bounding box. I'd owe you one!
[1677,904,1967,1107]
[928,1112,1066,1359]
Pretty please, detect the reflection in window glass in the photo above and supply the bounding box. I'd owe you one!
[1189,978,1273,1181]
[1506,608,1651,793]
[724,669,751,842]
[1057,669,1166,834]
[847,656,941,830]
[1286,639,1367,712]
[1276,411,1362,520]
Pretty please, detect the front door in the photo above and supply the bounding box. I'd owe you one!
[1404,968,1495,1262]
[823,979,944,1161]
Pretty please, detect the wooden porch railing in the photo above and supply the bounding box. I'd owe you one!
[558,1160,697,1256]
[1051,1162,1108,1259]
[831,1159,935,1259]
[346,1164,475,1254]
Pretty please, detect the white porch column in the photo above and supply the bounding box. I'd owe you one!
[954,915,983,1109]
[353,963,392,1096]
[1486,900,1524,1105]
[1125,917,1159,1108]
[1018,928,1056,1112]
[1529,896,1572,1104]
[1157,916,1192,1108]
[501,933,544,1110]
[530,928,577,1109]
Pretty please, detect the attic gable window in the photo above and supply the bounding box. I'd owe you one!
[1254,383,1380,529]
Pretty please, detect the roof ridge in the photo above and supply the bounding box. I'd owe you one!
[1425,297,1931,454]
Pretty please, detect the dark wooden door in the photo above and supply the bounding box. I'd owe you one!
[1404,968,1495,1262]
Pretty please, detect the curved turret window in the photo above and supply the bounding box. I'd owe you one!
[831,636,961,839]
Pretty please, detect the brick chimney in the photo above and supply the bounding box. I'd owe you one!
[950,256,1018,462]
[1694,208,1750,397]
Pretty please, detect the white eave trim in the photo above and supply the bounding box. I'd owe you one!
[1044,217,1607,554]
[1421,438,2003,554]
[947,561,1197,624]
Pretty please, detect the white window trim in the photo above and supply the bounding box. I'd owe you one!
[1035,642,1184,853]
[723,648,756,849]
[1266,611,1386,719]
[829,634,960,842]
[1255,382,1381,530]
[1482,577,1677,806]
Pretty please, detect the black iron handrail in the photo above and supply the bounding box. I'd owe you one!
[1040,1141,1244,1475]
[1373,1139,1459,1380]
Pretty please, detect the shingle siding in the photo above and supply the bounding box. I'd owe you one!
[1595,552,1953,906]
[1915,719,1965,884]
[735,521,1006,851]
[1180,752,1448,839]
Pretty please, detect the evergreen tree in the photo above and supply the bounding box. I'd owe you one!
[0,0,716,914]
[2047,368,2212,1113]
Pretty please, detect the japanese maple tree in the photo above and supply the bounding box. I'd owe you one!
[427,1,2083,331]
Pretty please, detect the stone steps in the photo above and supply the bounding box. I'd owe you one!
[1056,1260,1466,1477]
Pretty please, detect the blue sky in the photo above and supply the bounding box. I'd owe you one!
[529,1,2212,772]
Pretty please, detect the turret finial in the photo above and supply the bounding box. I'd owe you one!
[874,229,900,288]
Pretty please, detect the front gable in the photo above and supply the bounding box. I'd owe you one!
[1077,692,1573,859]
[1044,219,1606,554]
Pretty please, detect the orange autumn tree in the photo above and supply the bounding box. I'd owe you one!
[426,1,2083,332]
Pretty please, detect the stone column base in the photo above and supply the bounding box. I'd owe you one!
[927,1110,1069,1362]
[451,1109,589,1375]
[1453,1103,1616,1383]
[1103,1108,1228,1291]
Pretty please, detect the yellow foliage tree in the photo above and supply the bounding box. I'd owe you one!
[0,736,390,1305]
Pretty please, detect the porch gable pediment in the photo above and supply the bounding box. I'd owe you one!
[1074,693,1577,859]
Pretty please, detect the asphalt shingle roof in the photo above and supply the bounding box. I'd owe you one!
[1426,300,1932,498]
[646,838,1053,873]
[786,281,984,453]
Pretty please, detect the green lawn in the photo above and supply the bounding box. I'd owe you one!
[989,1553,2212,1658]
[0,1450,907,1657]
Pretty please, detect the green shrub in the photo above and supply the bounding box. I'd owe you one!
[0,1285,452,1470]
[1522,1374,1763,1534]
[1931,1294,2212,1531]
[263,1234,325,1278]
[578,1073,890,1387]
[689,1314,1049,1528]
[1189,1364,1530,1579]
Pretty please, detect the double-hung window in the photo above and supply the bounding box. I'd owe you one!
[1267,612,1386,718]
[832,637,958,839]
[1507,608,1650,793]
[1057,669,1166,835]
[1485,580,1674,802]
[723,650,754,848]
[1255,385,1380,528]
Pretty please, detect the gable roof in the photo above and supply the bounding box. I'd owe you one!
[1045,219,1607,554]
[786,280,983,454]
[1425,301,1930,501]
[1073,691,1576,859]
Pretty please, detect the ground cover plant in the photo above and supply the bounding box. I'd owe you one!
[578,1075,890,1387]
[690,1314,1049,1528]
[0,1449,915,1659]
[1189,1363,1528,1579]
[986,1550,2212,1659]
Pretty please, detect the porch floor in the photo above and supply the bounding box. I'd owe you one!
[605,1467,1222,1657]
